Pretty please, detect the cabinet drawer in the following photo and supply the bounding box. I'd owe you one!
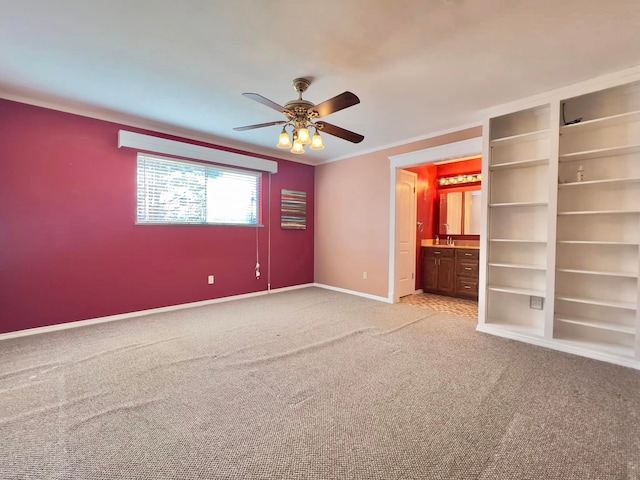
[456,277,479,298]
[455,249,479,260]
[456,260,479,277]
[423,247,454,258]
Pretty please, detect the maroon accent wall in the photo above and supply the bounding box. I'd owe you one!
[0,99,314,334]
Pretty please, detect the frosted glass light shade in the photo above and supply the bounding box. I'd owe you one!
[297,127,311,145]
[310,133,325,150]
[277,130,292,148]
[290,140,305,154]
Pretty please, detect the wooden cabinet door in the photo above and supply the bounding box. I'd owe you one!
[438,257,455,294]
[423,255,438,292]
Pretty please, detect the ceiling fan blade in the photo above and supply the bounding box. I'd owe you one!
[242,93,292,114]
[317,122,364,144]
[309,92,360,118]
[233,120,287,131]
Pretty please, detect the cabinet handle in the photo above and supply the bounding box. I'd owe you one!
[434,251,441,255]
[464,267,472,271]
[464,285,471,289]
[464,253,472,256]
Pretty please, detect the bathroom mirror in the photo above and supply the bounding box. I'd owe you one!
[439,189,481,235]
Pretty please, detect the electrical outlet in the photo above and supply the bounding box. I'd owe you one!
[208,275,215,285]
[362,271,368,280]
[530,296,543,310]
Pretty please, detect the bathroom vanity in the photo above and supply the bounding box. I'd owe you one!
[422,244,479,300]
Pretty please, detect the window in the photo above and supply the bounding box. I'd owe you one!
[136,154,261,225]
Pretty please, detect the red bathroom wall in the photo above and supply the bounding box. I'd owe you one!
[0,99,314,334]
[436,157,482,177]
[435,157,482,240]
[406,164,438,291]
[406,157,481,290]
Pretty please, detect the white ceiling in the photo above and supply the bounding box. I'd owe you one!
[2,0,640,164]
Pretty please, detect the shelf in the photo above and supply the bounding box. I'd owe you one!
[483,321,544,338]
[555,316,636,335]
[559,177,640,188]
[490,129,549,146]
[559,143,640,162]
[489,239,547,244]
[489,263,546,271]
[556,268,637,278]
[555,295,636,311]
[553,337,636,360]
[560,110,640,134]
[490,157,549,170]
[489,201,547,208]
[557,210,640,216]
[557,240,639,246]
[488,285,545,297]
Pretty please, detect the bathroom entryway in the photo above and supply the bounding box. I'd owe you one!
[401,292,478,319]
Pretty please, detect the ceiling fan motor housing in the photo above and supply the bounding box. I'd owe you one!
[285,78,316,120]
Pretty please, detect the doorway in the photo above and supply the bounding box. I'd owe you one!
[389,137,483,303]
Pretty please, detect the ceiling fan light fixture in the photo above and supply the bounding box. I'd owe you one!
[310,131,325,150]
[290,139,305,154]
[297,127,311,145]
[235,78,364,153]
[277,127,292,148]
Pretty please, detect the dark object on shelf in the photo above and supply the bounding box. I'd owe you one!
[561,102,583,125]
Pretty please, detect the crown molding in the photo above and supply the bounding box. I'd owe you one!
[317,120,483,165]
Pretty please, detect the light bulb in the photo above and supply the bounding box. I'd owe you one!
[297,127,311,145]
[290,140,305,154]
[310,132,324,150]
[277,129,292,148]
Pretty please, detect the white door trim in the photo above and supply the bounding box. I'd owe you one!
[388,137,483,302]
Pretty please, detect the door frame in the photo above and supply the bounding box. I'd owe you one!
[388,137,482,302]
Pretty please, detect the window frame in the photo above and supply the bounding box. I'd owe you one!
[136,153,263,227]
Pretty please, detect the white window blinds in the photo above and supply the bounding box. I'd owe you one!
[136,154,261,225]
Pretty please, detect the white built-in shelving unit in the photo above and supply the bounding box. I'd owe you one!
[483,105,552,338]
[478,70,640,369]
[554,81,640,361]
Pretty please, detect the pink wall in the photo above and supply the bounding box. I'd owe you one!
[0,99,314,334]
[315,127,482,299]
[314,154,390,298]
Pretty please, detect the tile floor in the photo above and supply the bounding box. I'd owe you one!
[400,292,478,319]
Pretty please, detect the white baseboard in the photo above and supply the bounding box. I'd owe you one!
[476,324,640,371]
[313,283,393,304]
[0,284,315,341]
[269,283,315,293]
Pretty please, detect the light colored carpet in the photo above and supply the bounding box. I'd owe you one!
[1,287,639,479]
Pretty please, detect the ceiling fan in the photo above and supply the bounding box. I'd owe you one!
[234,78,364,154]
